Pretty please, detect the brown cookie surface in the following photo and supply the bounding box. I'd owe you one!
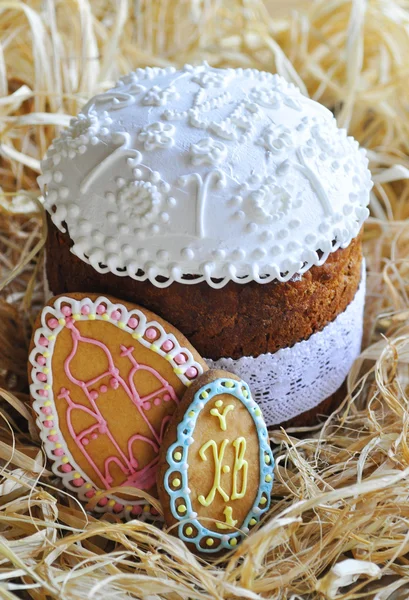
[28,292,207,519]
[157,370,274,554]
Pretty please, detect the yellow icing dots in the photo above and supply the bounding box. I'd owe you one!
[50,429,57,436]
[260,497,267,505]
[43,351,50,358]
[126,505,132,512]
[200,391,209,400]
[102,313,110,321]
[265,474,272,483]
[132,332,142,339]
[85,483,92,489]
[254,408,261,417]
[242,388,249,398]
[73,314,81,321]
[43,368,49,374]
[222,465,230,474]
[249,518,257,526]
[108,499,116,507]
[95,490,103,496]
[48,335,55,341]
[264,454,271,465]
[88,314,96,320]
[61,457,69,464]
[172,478,181,488]
[174,451,182,461]
[215,400,223,408]
[58,318,66,326]
[188,411,195,417]
[55,443,62,449]
[143,505,150,513]
[230,538,238,547]
[118,322,125,329]
[185,526,193,536]
[177,504,187,514]
[173,367,184,375]
[44,384,51,390]
[43,400,51,407]
[224,381,234,388]
[73,473,81,479]
[150,344,159,351]
[206,538,214,547]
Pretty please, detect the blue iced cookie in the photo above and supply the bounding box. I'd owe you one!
[157,370,274,553]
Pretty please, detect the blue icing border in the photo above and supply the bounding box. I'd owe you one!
[163,377,274,553]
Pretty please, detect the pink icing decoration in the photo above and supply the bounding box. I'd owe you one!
[37,372,47,382]
[98,497,108,507]
[113,503,123,513]
[128,317,138,329]
[39,389,48,397]
[151,508,159,516]
[131,505,143,516]
[186,366,198,378]
[154,398,161,406]
[41,406,52,415]
[56,319,181,495]
[81,306,90,315]
[96,305,106,315]
[37,356,46,366]
[162,340,174,351]
[44,420,54,428]
[110,378,119,390]
[62,306,72,317]
[48,318,59,329]
[39,336,49,347]
[145,327,157,340]
[48,434,59,442]
[174,353,186,365]
[85,489,95,498]
[72,477,85,487]
[111,310,121,320]
[100,385,108,393]
[61,464,72,472]
[54,448,64,456]
[164,394,171,402]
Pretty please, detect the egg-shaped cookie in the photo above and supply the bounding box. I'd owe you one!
[28,293,206,519]
[157,370,274,553]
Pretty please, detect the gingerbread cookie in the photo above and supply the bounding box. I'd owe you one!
[157,370,274,553]
[28,293,207,519]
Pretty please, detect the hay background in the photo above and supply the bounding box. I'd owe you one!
[1,0,409,598]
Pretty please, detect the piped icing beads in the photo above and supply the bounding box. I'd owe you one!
[158,371,274,553]
[29,294,206,520]
[39,63,372,289]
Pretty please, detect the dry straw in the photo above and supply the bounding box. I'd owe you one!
[1,0,409,597]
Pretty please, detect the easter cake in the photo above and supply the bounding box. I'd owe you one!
[39,63,371,426]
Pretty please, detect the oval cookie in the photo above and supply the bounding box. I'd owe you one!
[28,293,207,519]
[157,370,274,553]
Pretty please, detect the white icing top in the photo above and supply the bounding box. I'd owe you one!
[39,64,372,288]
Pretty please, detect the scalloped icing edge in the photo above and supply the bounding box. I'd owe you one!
[29,295,205,520]
[163,377,274,553]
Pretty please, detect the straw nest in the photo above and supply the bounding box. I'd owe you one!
[1,0,409,598]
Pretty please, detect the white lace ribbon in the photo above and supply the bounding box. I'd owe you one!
[206,262,366,426]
